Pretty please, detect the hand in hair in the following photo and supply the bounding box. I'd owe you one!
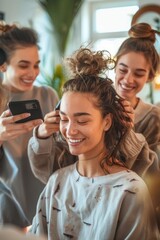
[121,100,134,129]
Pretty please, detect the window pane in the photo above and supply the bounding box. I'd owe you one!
[95,6,139,33]
[93,38,128,81]
[93,37,127,57]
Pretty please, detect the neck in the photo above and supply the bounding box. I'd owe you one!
[129,97,139,109]
[77,150,107,178]
[77,156,128,178]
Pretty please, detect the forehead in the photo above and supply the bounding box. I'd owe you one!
[61,92,99,114]
[10,46,39,62]
[117,51,150,69]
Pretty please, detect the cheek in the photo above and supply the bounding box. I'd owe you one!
[60,123,67,137]
[35,68,40,76]
[137,77,148,89]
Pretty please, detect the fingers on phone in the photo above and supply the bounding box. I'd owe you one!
[16,119,43,133]
[1,109,12,118]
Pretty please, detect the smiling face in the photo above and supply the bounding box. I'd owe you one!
[59,91,112,160]
[2,46,40,92]
[115,51,150,107]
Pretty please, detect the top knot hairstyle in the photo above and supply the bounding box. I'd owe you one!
[0,21,39,63]
[62,47,132,165]
[115,22,160,81]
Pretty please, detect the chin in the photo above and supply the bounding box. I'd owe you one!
[68,147,81,156]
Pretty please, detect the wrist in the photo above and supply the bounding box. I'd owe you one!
[35,126,51,140]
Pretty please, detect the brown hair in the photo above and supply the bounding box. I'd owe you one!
[61,47,131,167]
[0,21,39,63]
[115,23,160,82]
[0,83,8,114]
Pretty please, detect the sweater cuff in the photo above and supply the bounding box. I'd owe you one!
[121,130,146,158]
[30,126,53,154]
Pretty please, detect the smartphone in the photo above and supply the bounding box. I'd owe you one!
[55,100,61,110]
[8,99,44,123]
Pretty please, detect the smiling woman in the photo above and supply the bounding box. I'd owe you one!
[29,47,159,239]
[114,22,160,228]
[0,21,59,228]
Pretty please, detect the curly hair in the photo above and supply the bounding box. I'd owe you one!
[59,47,131,168]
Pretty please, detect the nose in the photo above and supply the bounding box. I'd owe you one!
[28,67,39,79]
[66,121,78,136]
[124,72,134,83]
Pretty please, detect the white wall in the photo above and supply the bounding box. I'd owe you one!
[0,0,39,26]
[1,0,160,27]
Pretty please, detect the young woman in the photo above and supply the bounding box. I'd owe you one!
[28,24,159,185]
[0,21,58,227]
[30,47,159,239]
[114,22,160,225]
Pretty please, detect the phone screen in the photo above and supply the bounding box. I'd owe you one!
[8,99,44,123]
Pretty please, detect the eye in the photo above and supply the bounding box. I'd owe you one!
[60,118,68,122]
[134,73,145,78]
[119,68,127,74]
[34,64,40,69]
[77,120,88,124]
[19,65,28,69]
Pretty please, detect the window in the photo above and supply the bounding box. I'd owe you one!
[85,1,139,78]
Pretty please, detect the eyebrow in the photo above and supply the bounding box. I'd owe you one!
[60,111,91,117]
[119,63,147,72]
[18,60,41,64]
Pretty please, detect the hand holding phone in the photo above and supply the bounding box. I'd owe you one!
[8,99,43,123]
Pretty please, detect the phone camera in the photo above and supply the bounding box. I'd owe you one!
[25,103,37,110]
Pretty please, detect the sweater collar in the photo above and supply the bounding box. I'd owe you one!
[134,98,153,124]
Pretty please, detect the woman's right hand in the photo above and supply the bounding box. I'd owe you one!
[0,109,43,143]
[36,110,60,139]
[121,100,135,128]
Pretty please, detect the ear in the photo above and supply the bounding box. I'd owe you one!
[104,113,112,131]
[0,63,7,72]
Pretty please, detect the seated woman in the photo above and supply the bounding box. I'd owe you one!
[30,47,159,239]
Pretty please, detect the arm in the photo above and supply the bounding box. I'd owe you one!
[115,179,160,240]
[120,129,159,177]
[28,127,76,184]
[135,105,160,161]
[28,128,60,184]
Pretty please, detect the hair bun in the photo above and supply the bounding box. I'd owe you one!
[0,21,16,34]
[129,22,156,43]
[65,47,115,78]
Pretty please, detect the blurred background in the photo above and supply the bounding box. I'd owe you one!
[0,0,160,103]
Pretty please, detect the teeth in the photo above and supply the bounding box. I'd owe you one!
[22,79,33,83]
[121,84,134,90]
[69,139,83,143]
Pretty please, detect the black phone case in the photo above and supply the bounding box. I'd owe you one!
[8,99,43,123]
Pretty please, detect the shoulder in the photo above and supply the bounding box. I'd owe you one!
[135,99,160,123]
[117,170,148,194]
[45,164,75,191]
[33,85,58,97]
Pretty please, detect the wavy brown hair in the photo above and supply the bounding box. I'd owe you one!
[60,48,131,167]
[0,21,39,64]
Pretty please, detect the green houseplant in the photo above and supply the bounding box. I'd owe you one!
[36,0,84,97]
